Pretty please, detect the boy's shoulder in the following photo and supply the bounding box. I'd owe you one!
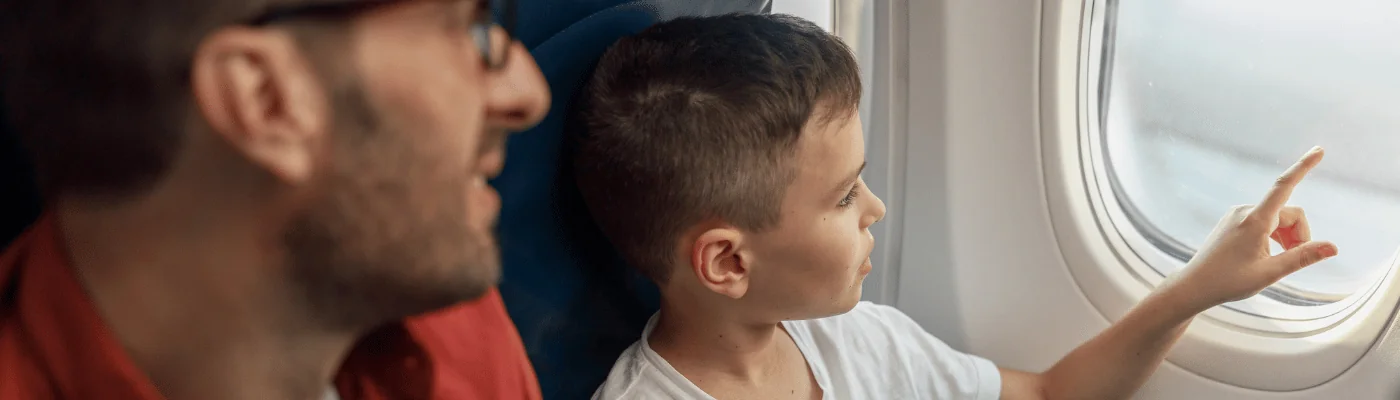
[590,341,649,399]
[784,302,1003,400]
[591,327,710,400]
[593,303,1003,400]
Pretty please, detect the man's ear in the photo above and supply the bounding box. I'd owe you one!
[689,227,751,299]
[190,26,331,186]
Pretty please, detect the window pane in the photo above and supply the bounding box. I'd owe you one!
[772,0,874,157]
[1103,0,1400,300]
[771,0,833,32]
[832,0,874,148]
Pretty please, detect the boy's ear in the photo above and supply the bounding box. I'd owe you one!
[689,227,750,299]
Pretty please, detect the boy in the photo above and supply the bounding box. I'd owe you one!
[573,14,1335,400]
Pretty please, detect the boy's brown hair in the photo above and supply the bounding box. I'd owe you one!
[571,13,861,283]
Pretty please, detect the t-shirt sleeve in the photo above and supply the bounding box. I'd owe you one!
[856,302,1003,400]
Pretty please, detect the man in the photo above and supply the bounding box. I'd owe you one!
[574,14,1337,399]
[0,0,550,399]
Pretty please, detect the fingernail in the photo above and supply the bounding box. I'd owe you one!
[1309,146,1324,154]
[1319,244,1338,258]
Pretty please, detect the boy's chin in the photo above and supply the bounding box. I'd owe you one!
[793,286,864,321]
[837,285,864,312]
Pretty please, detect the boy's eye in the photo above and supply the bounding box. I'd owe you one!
[838,183,861,208]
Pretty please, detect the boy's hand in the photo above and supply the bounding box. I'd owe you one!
[1166,146,1339,312]
[1024,148,1336,400]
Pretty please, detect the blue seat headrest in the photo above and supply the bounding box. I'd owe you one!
[0,71,41,247]
[496,1,768,398]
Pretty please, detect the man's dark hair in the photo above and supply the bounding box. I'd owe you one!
[0,0,334,200]
[571,13,861,284]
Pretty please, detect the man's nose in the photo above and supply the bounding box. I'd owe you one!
[485,41,551,132]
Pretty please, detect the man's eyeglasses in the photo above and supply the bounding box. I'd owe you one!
[244,0,516,70]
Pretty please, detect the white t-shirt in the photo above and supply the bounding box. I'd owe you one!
[592,301,1003,400]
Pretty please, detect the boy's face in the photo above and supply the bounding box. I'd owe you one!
[740,110,887,321]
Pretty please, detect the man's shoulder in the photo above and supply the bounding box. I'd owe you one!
[413,288,510,322]
[0,221,57,399]
[405,287,529,361]
[402,288,543,399]
[0,322,55,400]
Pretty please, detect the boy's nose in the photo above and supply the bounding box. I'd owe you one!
[862,192,887,228]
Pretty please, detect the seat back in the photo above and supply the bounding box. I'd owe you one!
[497,1,768,398]
[0,72,41,247]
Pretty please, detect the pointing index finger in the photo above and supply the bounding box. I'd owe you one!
[1256,146,1324,217]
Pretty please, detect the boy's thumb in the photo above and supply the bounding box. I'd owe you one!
[1271,241,1338,276]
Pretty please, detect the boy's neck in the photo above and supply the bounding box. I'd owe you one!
[648,298,796,384]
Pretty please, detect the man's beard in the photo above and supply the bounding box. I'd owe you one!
[280,84,500,331]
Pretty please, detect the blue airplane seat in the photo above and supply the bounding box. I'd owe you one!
[0,66,41,247]
[496,1,769,398]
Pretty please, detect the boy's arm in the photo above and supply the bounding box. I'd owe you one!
[997,279,1195,400]
[997,147,1337,400]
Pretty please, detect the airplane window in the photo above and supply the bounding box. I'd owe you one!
[834,0,874,150]
[769,0,873,151]
[771,0,876,160]
[770,0,834,32]
[1098,0,1400,316]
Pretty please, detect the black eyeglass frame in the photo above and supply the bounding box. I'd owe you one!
[243,0,517,70]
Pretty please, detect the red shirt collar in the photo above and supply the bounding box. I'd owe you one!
[4,215,167,400]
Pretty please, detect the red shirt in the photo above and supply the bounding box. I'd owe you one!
[0,216,542,400]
